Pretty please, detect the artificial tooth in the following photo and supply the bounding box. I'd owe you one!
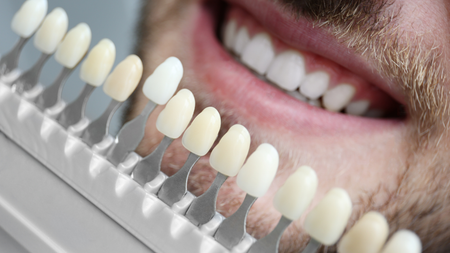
[303,188,352,246]
[345,100,370,116]
[322,84,356,112]
[266,50,305,91]
[11,0,48,38]
[223,19,237,49]
[80,39,116,86]
[55,23,91,69]
[287,90,308,102]
[209,124,251,177]
[103,55,143,102]
[232,27,250,55]
[33,8,68,54]
[182,107,221,156]
[236,143,279,197]
[142,56,183,105]
[337,211,389,253]
[241,33,275,75]
[300,71,330,100]
[308,99,321,107]
[380,230,422,253]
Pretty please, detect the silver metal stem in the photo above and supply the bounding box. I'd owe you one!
[185,172,229,226]
[0,37,29,76]
[132,135,174,185]
[157,153,200,206]
[214,194,257,249]
[34,67,73,110]
[106,100,157,166]
[247,216,292,253]
[56,84,95,129]
[80,99,122,147]
[12,53,51,92]
[300,238,322,253]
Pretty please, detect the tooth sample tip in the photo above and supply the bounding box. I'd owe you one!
[266,50,306,91]
[303,188,352,246]
[273,166,318,221]
[337,211,389,253]
[300,71,330,100]
[34,8,69,54]
[80,39,116,86]
[210,124,251,177]
[11,0,48,38]
[241,33,275,75]
[55,23,92,68]
[322,84,356,112]
[345,100,370,116]
[223,19,237,49]
[380,230,422,253]
[143,57,183,105]
[236,143,279,197]
[232,27,250,55]
[156,89,195,139]
[103,55,143,101]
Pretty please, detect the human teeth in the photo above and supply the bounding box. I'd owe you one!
[273,166,318,220]
[11,0,48,38]
[322,84,356,112]
[287,90,307,102]
[345,100,370,116]
[266,50,306,91]
[232,27,250,55]
[365,109,384,118]
[337,211,389,253]
[55,23,91,69]
[303,188,352,246]
[241,33,275,75]
[223,20,237,49]
[308,99,321,107]
[33,8,68,54]
[103,55,143,101]
[143,57,183,105]
[380,230,422,253]
[80,39,116,86]
[209,124,251,177]
[236,143,279,197]
[300,71,330,100]
[156,89,195,139]
[182,107,221,156]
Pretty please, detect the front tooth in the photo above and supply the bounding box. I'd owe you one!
[380,230,422,253]
[156,89,195,139]
[143,57,183,105]
[232,27,250,55]
[182,107,221,156]
[11,0,48,38]
[266,50,306,91]
[33,8,68,54]
[300,71,330,100]
[241,33,275,75]
[55,23,92,68]
[103,55,143,102]
[337,211,389,253]
[345,100,370,116]
[209,124,251,177]
[223,19,237,49]
[273,166,318,220]
[80,39,116,86]
[322,84,356,112]
[236,143,279,197]
[303,188,352,246]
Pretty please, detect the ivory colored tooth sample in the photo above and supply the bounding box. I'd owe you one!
[156,89,195,139]
[34,8,69,54]
[142,57,183,105]
[380,230,421,253]
[11,0,48,38]
[273,166,318,221]
[80,39,116,86]
[209,124,251,177]
[236,143,279,197]
[55,23,92,68]
[303,188,352,246]
[103,55,143,102]
[337,211,389,253]
[182,107,221,156]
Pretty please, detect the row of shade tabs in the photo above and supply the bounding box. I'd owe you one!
[0,1,422,253]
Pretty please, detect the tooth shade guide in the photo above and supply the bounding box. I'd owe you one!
[11,0,48,38]
[33,8,69,54]
[80,39,116,87]
[55,23,92,69]
[380,230,422,253]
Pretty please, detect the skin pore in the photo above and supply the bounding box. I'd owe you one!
[127,0,450,252]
